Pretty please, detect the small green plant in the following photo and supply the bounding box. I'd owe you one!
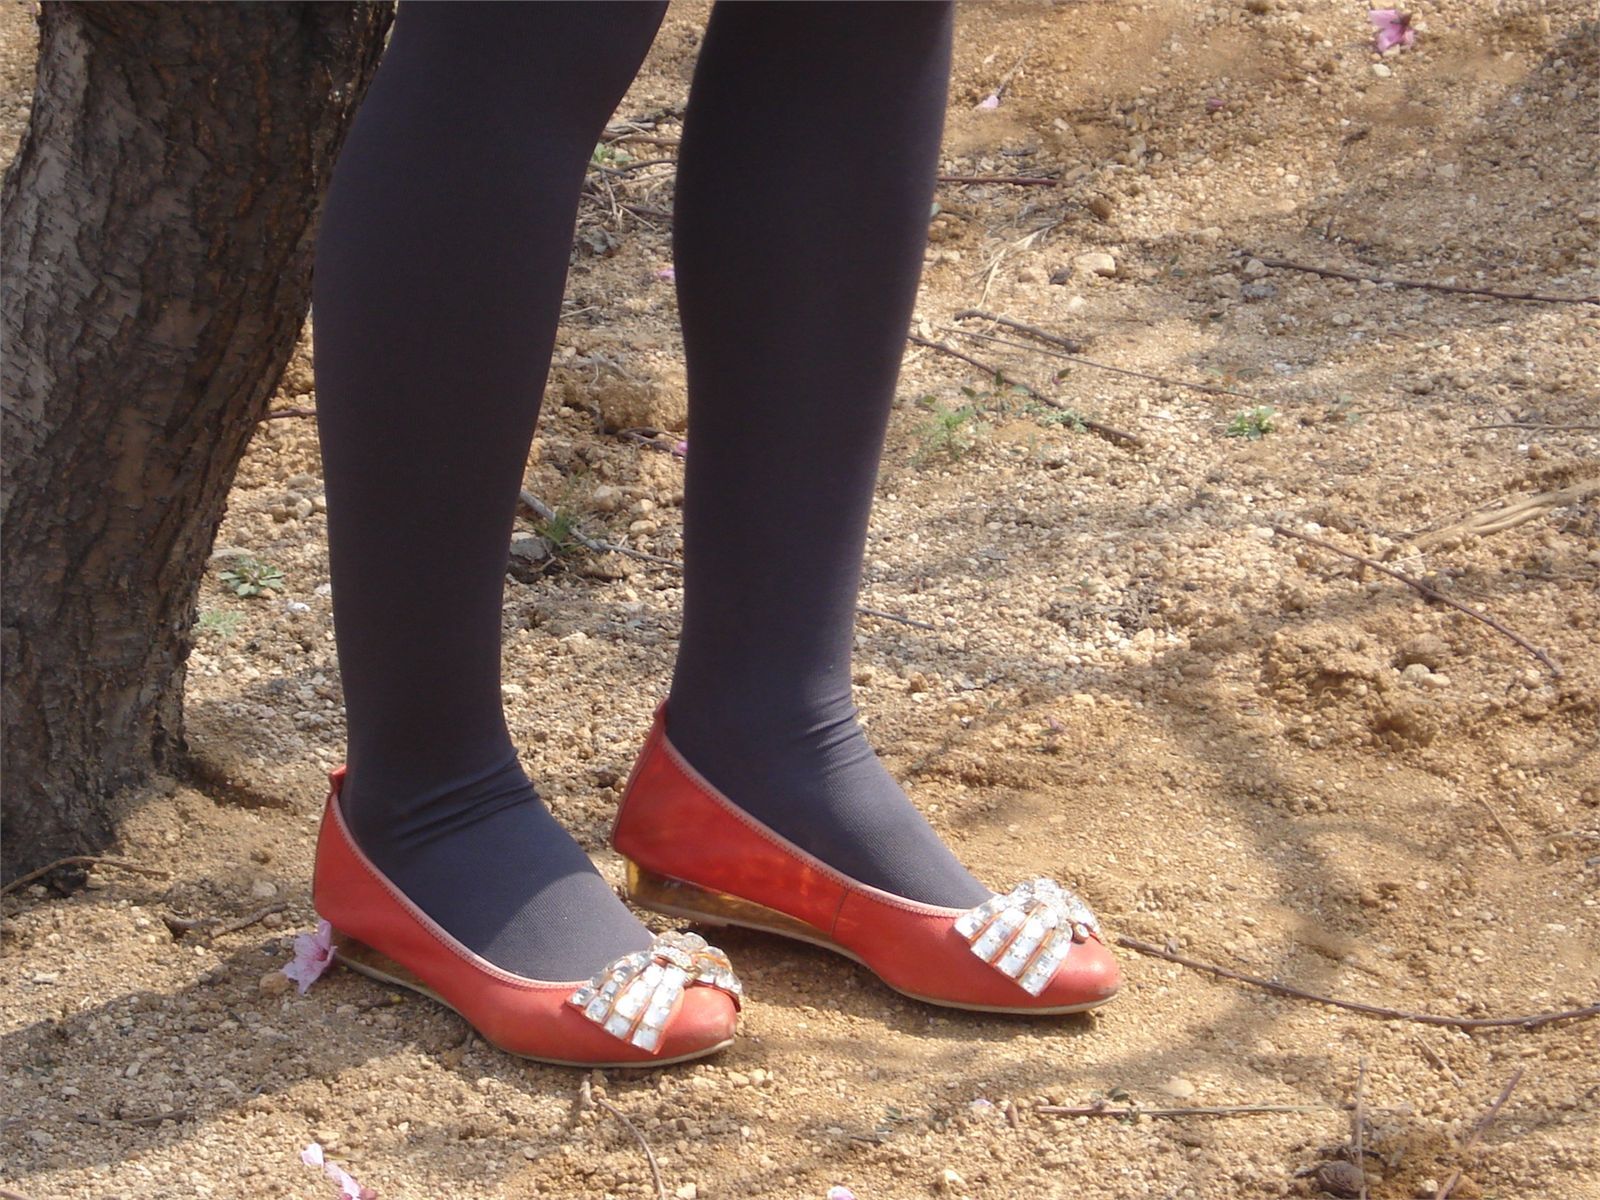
[589,142,630,168]
[218,556,284,598]
[915,398,980,462]
[1225,405,1276,440]
[1024,399,1089,432]
[962,372,1031,416]
[533,504,583,558]
[196,607,245,643]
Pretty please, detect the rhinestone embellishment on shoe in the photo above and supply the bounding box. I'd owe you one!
[952,878,1104,996]
[567,931,742,1052]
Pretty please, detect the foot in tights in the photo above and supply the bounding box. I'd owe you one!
[665,1,990,910]
[312,2,670,981]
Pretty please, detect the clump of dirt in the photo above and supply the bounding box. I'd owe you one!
[4,2,1597,1199]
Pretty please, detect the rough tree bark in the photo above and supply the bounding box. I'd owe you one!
[1,2,393,883]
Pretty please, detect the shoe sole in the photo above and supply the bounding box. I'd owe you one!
[623,861,1120,1016]
[329,930,735,1069]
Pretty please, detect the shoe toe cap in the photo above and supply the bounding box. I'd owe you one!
[657,985,739,1059]
[1040,936,1121,1008]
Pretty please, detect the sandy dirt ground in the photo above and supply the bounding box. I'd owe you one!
[3,2,1597,1198]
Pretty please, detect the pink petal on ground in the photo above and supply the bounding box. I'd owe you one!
[1369,9,1415,53]
[282,919,336,994]
[655,266,676,281]
[976,91,1000,110]
[827,1189,858,1200]
[672,440,688,458]
[300,1142,376,1200]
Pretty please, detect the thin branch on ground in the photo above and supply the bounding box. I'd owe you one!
[1,1188,40,1200]
[165,901,287,941]
[1246,255,1599,305]
[857,606,938,632]
[1412,1035,1463,1088]
[1270,525,1563,677]
[593,1095,666,1200]
[602,133,680,149]
[77,1110,192,1128]
[2,855,170,897]
[1412,477,1600,551]
[1037,1102,1325,1119]
[590,158,677,177]
[938,174,1062,187]
[984,35,1036,105]
[1470,423,1600,433]
[261,406,316,421]
[214,901,288,938]
[1353,1056,1369,1200]
[518,490,681,570]
[1116,936,1600,1030]
[953,308,1085,354]
[906,333,1144,448]
[1434,1069,1524,1200]
[943,318,1260,401]
[1474,795,1524,861]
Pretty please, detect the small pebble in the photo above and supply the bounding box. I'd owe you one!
[1158,1076,1197,1100]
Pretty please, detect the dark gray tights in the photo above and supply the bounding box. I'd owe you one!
[312,0,983,982]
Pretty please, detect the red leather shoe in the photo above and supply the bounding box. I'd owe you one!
[312,764,741,1067]
[610,702,1121,1014]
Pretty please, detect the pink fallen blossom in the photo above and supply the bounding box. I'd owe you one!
[300,1142,377,1200]
[976,91,1000,110]
[827,1189,858,1200]
[282,919,336,994]
[1369,8,1415,53]
[655,266,676,281]
[671,440,688,459]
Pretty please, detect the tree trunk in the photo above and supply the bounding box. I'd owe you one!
[1,1,392,883]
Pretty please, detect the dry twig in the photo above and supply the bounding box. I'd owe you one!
[214,902,287,938]
[858,606,937,632]
[1038,1102,1324,1119]
[906,333,1144,448]
[518,489,681,570]
[2,855,169,897]
[1246,255,1599,305]
[1473,795,1524,861]
[938,174,1061,187]
[1471,422,1600,433]
[77,1110,192,1128]
[1353,1056,1369,1200]
[1,1188,40,1200]
[945,317,1260,400]
[1117,936,1600,1030]
[953,308,1084,354]
[1270,525,1563,677]
[1412,477,1600,551]
[595,1096,666,1200]
[1412,1035,1463,1088]
[1434,1069,1524,1200]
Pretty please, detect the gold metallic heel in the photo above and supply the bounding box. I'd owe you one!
[624,858,826,944]
[331,930,447,1005]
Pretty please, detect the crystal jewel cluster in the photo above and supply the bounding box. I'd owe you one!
[953,878,1103,996]
[567,931,741,1051]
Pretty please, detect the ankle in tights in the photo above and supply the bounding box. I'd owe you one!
[312,0,982,984]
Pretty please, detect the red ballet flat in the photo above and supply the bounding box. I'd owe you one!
[610,702,1121,1014]
[312,764,742,1067]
